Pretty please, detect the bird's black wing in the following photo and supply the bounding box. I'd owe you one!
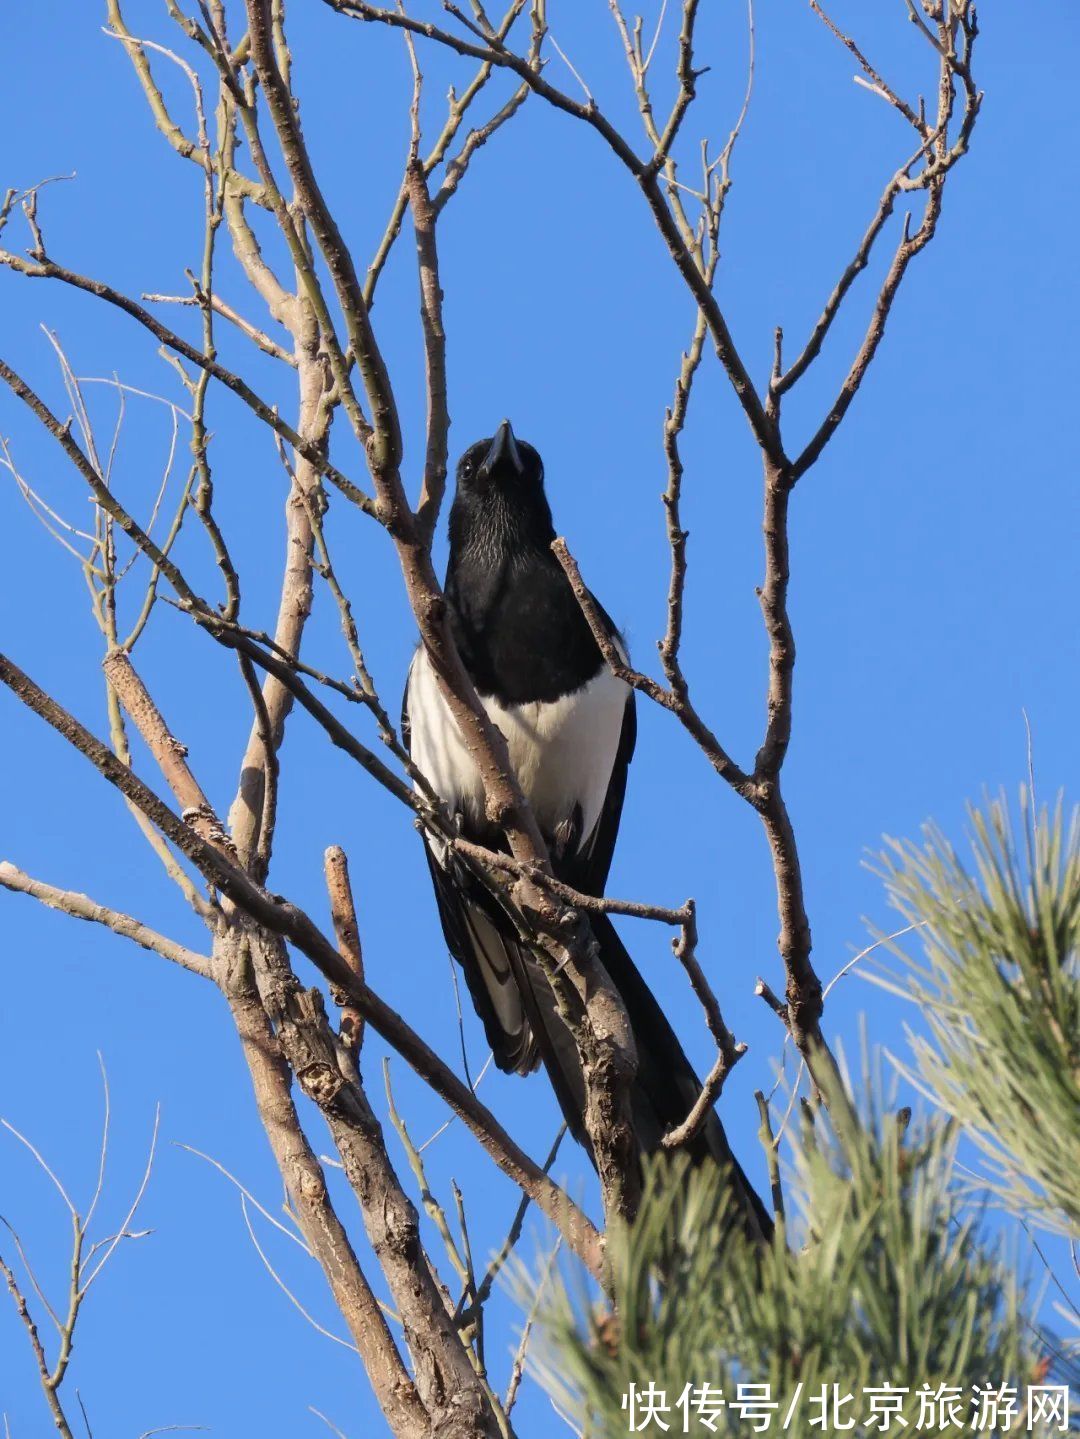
[422,843,544,1075]
[402,670,541,1076]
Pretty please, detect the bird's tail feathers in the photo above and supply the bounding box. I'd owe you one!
[517,910,774,1241]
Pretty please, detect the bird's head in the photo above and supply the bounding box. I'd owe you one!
[456,419,543,494]
[449,420,554,559]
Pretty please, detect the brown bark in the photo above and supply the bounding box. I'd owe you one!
[218,934,428,1439]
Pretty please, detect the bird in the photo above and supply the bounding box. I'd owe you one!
[402,420,771,1238]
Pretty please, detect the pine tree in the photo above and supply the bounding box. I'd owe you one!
[523,792,1080,1436]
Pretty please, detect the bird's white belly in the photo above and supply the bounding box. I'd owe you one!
[407,648,628,844]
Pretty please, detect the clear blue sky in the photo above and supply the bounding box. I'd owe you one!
[1,3,1077,1436]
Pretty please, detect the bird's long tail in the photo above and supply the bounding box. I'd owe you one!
[522,910,774,1242]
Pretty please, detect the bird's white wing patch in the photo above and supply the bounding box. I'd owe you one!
[406,647,628,849]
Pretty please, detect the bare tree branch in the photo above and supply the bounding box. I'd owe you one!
[324,846,366,1061]
[219,948,427,1438]
[0,864,211,979]
[0,648,604,1280]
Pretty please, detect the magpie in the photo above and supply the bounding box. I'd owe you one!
[403,421,771,1236]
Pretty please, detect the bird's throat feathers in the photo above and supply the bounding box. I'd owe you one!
[448,476,555,577]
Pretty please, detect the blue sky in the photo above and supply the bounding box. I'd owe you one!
[1,2,1077,1436]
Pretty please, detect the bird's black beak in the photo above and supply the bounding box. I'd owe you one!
[478,419,524,480]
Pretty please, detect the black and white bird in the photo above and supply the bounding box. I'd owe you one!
[403,421,770,1235]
